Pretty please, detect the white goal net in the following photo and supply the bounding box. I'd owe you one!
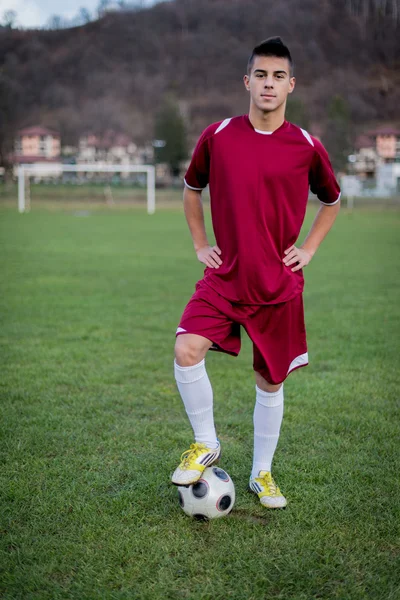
[17,163,156,214]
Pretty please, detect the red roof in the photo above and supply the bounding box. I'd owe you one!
[18,126,60,137]
[367,126,400,137]
[355,134,374,150]
[82,130,133,149]
[10,155,61,164]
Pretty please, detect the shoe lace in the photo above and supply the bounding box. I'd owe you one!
[259,472,280,495]
[180,443,207,468]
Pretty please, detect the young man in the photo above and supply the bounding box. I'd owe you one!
[171,37,340,508]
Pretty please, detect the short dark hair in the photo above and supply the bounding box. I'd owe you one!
[247,37,294,76]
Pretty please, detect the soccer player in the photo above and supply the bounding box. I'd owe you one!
[171,37,341,508]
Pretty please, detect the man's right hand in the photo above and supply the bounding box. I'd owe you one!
[196,245,223,269]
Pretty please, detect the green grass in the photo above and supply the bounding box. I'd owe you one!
[0,204,399,599]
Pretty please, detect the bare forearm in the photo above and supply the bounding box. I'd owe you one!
[283,201,340,271]
[183,187,209,251]
[301,202,340,257]
[183,186,222,269]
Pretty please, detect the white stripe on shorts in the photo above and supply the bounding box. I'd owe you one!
[287,352,309,375]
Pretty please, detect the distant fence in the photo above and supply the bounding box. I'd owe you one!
[310,195,400,209]
[341,170,400,201]
[0,181,399,211]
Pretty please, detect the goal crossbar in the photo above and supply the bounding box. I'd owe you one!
[17,163,156,214]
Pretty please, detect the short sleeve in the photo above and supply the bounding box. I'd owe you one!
[184,128,211,190]
[309,139,341,205]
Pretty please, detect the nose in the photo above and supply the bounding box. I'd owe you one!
[264,76,274,88]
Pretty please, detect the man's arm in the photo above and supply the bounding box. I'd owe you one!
[283,201,340,272]
[183,186,222,269]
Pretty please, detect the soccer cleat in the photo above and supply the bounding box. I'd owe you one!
[249,470,287,508]
[171,442,221,486]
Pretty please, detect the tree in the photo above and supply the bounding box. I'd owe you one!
[97,0,111,17]
[79,8,92,24]
[0,68,23,178]
[323,95,352,173]
[47,15,66,29]
[126,1,146,10]
[154,98,188,177]
[2,10,17,28]
[285,97,309,130]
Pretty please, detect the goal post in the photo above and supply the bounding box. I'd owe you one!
[17,163,156,214]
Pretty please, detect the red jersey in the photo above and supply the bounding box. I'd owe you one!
[184,115,340,305]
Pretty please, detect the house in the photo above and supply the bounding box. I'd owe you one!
[11,126,155,182]
[12,125,63,179]
[368,126,400,163]
[14,126,61,163]
[349,126,400,179]
[77,131,153,167]
[376,163,400,196]
[349,135,377,179]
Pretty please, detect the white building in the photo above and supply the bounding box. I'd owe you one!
[77,131,153,167]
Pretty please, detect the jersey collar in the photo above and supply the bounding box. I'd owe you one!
[245,115,288,136]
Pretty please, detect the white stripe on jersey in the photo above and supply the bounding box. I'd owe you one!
[300,128,314,146]
[215,118,232,134]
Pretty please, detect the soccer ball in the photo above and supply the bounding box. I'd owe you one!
[177,466,235,520]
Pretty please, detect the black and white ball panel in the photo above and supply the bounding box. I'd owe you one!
[192,480,209,498]
[212,467,230,482]
[177,465,235,519]
[217,494,232,511]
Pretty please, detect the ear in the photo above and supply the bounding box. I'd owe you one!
[243,74,250,91]
[288,76,296,94]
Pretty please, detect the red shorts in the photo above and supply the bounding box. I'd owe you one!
[176,282,308,385]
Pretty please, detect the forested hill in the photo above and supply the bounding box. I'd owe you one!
[0,0,399,166]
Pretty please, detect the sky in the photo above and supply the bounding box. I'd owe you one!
[0,0,159,29]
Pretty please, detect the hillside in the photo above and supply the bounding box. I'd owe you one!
[0,0,399,168]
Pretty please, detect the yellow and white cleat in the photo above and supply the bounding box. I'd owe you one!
[249,470,287,508]
[171,442,221,486]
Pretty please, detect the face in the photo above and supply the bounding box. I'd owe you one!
[244,55,295,114]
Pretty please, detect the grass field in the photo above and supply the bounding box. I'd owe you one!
[0,203,399,599]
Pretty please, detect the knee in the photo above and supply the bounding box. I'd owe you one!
[255,371,282,393]
[175,334,210,367]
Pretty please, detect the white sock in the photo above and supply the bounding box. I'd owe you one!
[251,385,284,479]
[174,359,219,449]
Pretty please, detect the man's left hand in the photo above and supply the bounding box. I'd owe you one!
[283,245,312,272]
